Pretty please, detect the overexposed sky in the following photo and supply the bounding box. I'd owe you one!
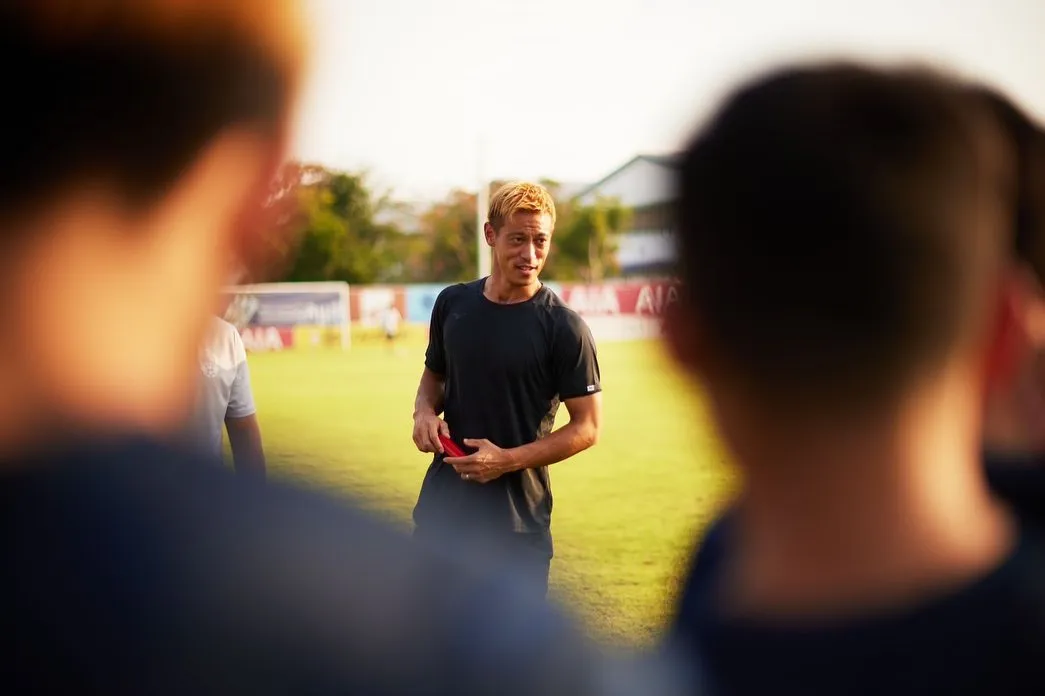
[292,0,1045,201]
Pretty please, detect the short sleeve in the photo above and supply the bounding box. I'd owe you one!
[424,288,450,375]
[552,311,601,400]
[226,330,256,419]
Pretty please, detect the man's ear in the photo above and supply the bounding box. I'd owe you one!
[983,266,1039,393]
[662,294,706,377]
[483,222,496,247]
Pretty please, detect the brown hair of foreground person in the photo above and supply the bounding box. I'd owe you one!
[668,64,1012,417]
[0,1,307,452]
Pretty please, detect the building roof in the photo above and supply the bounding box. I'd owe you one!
[572,154,681,202]
[637,154,682,168]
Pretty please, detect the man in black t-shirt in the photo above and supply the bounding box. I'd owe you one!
[411,182,602,594]
[661,64,1045,695]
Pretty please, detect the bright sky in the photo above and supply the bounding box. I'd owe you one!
[292,0,1045,201]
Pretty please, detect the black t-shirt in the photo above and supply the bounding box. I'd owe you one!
[667,463,1045,695]
[412,279,601,545]
[0,436,671,695]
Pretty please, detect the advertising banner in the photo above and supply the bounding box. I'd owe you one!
[557,280,680,317]
[405,284,449,324]
[223,290,347,328]
[349,286,409,329]
[342,279,680,342]
[239,326,294,352]
[222,282,351,351]
[291,325,346,349]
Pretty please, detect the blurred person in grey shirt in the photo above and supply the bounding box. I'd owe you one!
[184,314,266,476]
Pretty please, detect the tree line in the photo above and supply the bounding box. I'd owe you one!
[262,162,632,285]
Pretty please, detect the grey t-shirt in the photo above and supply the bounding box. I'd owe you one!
[186,317,256,458]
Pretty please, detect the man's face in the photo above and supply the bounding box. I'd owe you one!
[486,211,553,287]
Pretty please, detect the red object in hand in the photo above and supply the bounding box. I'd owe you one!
[439,434,466,457]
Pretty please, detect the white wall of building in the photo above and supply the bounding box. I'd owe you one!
[617,231,675,268]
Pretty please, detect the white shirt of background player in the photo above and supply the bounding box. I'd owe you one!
[187,316,265,475]
[383,306,402,336]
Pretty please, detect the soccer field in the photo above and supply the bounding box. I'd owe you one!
[245,329,736,645]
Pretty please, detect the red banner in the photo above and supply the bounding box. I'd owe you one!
[557,281,680,317]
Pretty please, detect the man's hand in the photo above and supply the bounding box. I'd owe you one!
[413,410,450,454]
[444,439,518,484]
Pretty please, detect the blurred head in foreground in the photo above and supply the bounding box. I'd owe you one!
[666,63,1016,455]
[662,64,1045,696]
[664,63,1027,611]
[0,0,305,451]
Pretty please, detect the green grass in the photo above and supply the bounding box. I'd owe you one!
[245,328,736,645]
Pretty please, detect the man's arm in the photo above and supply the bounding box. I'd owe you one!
[226,413,266,477]
[506,393,600,467]
[413,288,453,454]
[225,332,264,477]
[414,367,446,419]
[446,394,600,483]
[412,367,451,454]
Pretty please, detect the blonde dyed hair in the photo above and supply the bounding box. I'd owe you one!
[487,182,557,230]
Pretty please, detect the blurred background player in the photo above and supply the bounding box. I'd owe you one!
[411,181,602,596]
[662,63,1045,695]
[183,313,266,477]
[382,302,402,353]
[0,2,690,693]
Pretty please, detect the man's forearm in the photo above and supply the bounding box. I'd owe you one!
[414,371,445,418]
[508,420,598,470]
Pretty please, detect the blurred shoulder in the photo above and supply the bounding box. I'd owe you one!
[204,315,246,362]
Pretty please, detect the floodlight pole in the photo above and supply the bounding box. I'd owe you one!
[477,137,491,280]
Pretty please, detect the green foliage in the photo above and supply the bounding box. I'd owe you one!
[268,162,633,284]
[545,193,630,282]
[416,189,480,282]
[277,164,405,284]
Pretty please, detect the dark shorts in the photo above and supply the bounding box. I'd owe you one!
[413,525,552,597]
